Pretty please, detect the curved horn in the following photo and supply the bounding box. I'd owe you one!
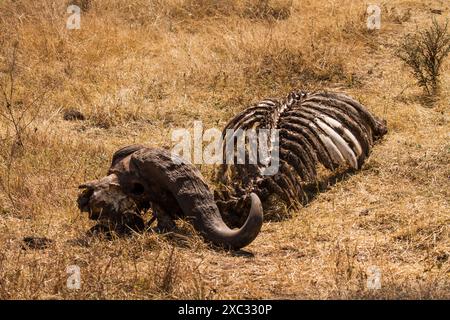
[195,192,263,249]
[129,148,263,249]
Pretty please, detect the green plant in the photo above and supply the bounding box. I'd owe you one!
[396,19,450,96]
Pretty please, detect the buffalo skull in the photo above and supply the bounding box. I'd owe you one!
[77,145,263,249]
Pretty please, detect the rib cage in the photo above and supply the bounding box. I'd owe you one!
[215,90,387,226]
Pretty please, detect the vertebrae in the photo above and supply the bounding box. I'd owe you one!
[215,90,387,227]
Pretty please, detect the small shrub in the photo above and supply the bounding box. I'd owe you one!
[396,19,450,96]
[182,0,237,18]
[243,0,292,20]
[69,0,91,12]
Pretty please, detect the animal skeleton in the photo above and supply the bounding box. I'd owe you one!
[77,90,387,249]
[215,91,387,227]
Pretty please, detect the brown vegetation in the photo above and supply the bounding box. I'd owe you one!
[0,0,448,299]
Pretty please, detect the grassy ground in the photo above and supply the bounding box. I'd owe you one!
[0,0,448,299]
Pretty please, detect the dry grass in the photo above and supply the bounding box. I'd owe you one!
[0,0,449,299]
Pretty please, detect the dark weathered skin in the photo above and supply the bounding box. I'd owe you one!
[77,145,263,250]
